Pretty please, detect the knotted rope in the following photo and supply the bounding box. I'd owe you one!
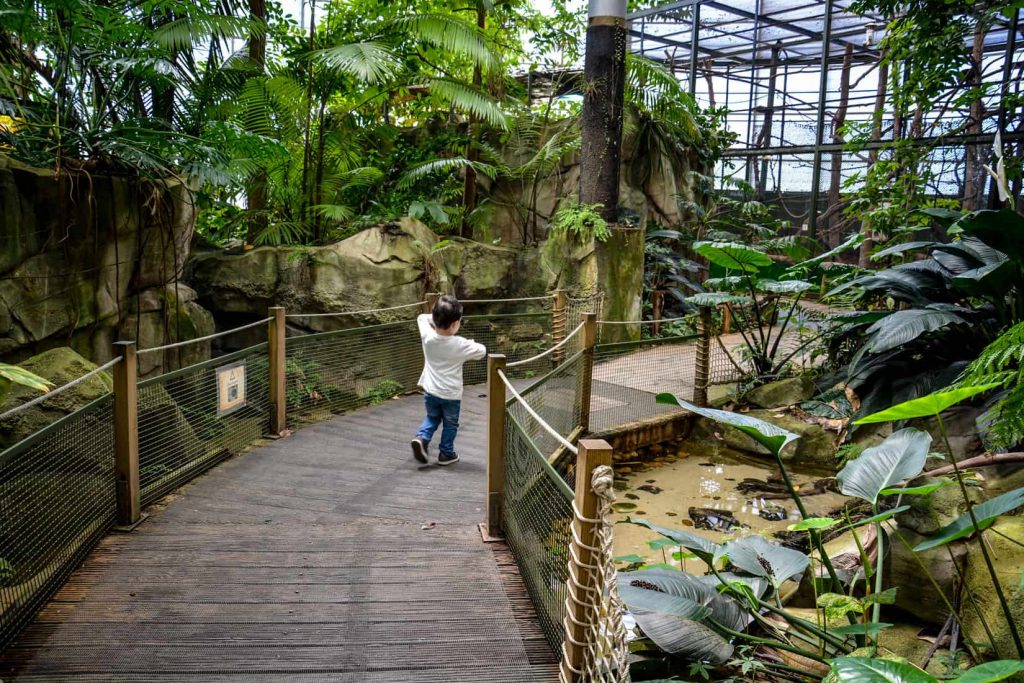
[559,464,631,683]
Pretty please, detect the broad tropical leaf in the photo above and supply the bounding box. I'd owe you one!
[427,79,508,129]
[880,481,955,497]
[392,13,496,69]
[954,660,1024,683]
[621,569,755,631]
[717,535,809,588]
[630,609,735,663]
[756,279,813,294]
[829,657,935,683]
[0,364,52,394]
[871,241,938,261]
[685,292,752,307]
[914,486,1024,551]
[788,517,839,531]
[624,517,719,563]
[618,585,711,621]
[855,383,1002,424]
[693,241,772,273]
[863,309,967,354]
[656,394,798,458]
[836,429,931,504]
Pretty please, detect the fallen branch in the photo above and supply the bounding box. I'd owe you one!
[921,452,1024,478]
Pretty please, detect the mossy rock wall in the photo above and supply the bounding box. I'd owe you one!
[0,159,212,376]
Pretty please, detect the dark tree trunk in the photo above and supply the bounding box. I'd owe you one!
[963,25,987,211]
[825,43,853,249]
[246,0,268,245]
[460,5,486,239]
[579,6,627,224]
[859,56,888,268]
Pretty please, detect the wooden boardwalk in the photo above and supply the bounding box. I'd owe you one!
[1,392,558,681]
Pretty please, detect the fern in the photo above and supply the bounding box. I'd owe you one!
[550,200,610,243]
[957,321,1024,449]
[427,78,507,129]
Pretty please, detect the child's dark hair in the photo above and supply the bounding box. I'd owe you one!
[432,295,463,329]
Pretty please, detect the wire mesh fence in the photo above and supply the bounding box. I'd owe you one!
[502,410,575,656]
[136,344,272,505]
[590,331,699,432]
[507,350,587,461]
[0,395,115,649]
[284,320,424,422]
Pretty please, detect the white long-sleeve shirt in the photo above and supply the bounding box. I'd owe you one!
[417,314,487,400]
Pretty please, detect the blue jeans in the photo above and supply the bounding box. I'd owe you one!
[416,393,462,455]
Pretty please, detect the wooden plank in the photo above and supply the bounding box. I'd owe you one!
[3,389,557,681]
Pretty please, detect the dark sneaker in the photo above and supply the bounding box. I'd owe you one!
[411,438,428,464]
[437,452,460,466]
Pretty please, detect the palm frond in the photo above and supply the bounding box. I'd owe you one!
[397,157,497,189]
[152,16,260,52]
[313,42,401,84]
[392,13,497,69]
[428,79,507,129]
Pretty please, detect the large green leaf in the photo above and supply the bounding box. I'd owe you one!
[855,383,1003,424]
[685,292,753,307]
[313,42,400,84]
[958,208,1024,261]
[954,660,1024,683]
[787,232,864,273]
[624,517,720,563]
[756,279,814,294]
[656,394,798,458]
[871,241,938,261]
[717,535,809,588]
[836,428,932,504]
[619,585,711,621]
[630,609,735,663]
[914,486,1024,551]
[693,241,772,273]
[624,569,756,631]
[864,309,967,354]
[830,657,936,683]
[0,364,52,393]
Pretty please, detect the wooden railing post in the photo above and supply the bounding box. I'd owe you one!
[482,353,507,541]
[113,341,141,528]
[561,438,613,681]
[694,306,712,407]
[423,292,439,314]
[578,312,597,433]
[268,306,287,436]
[551,289,567,366]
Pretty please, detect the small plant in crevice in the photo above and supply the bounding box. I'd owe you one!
[365,379,403,405]
[549,198,611,243]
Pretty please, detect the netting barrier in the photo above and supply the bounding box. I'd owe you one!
[0,394,116,648]
[591,322,699,433]
[136,343,272,505]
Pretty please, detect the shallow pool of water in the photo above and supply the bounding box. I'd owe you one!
[612,439,849,568]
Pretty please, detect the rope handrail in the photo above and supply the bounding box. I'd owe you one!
[597,316,689,325]
[496,368,578,455]
[285,301,422,319]
[507,321,586,368]
[460,295,555,304]
[0,357,122,421]
[137,317,273,356]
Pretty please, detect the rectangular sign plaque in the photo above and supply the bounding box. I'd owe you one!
[216,360,247,417]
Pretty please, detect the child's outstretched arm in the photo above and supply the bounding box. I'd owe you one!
[417,313,434,341]
[459,337,486,360]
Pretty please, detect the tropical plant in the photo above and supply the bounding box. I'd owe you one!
[953,320,1024,450]
[0,364,52,405]
[686,241,819,382]
[854,385,1024,659]
[643,226,703,325]
[826,208,1024,417]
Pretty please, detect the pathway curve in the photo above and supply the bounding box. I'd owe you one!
[1,392,557,681]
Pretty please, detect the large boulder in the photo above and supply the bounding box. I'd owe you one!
[0,347,113,448]
[745,376,815,409]
[187,219,551,331]
[887,527,966,625]
[120,284,216,378]
[895,476,983,536]
[961,518,1024,662]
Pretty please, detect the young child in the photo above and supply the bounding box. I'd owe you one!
[411,295,486,465]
